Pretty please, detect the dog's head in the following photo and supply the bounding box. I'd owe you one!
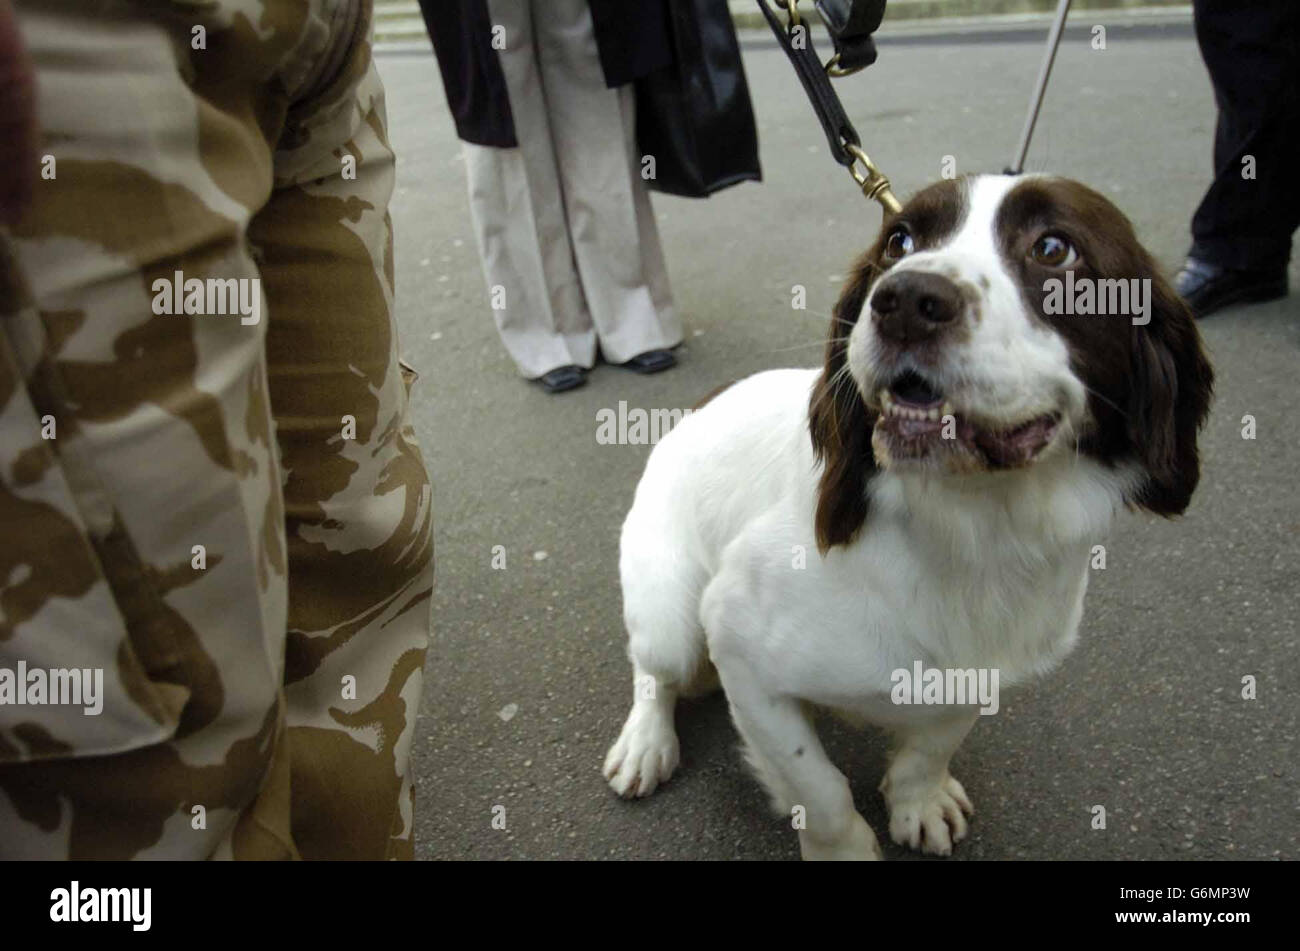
[809,173,1214,551]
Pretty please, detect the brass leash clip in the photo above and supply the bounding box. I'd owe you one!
[845,143,901,215]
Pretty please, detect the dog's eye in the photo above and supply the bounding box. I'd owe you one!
[1030,233,1079,268]
[883,228,914,260]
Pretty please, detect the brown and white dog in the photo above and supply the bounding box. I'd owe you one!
[602,174,1213,859]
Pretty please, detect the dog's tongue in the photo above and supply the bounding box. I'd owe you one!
[974,416,1057,467]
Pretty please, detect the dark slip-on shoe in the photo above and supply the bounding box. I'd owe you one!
[1174,258,1287,319]
[535,365,587,394]
[616,349,677,375]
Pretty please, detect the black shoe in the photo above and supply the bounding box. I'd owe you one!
[616,349,677,374]
[535,365,587,394]
[1173,258,1287,319]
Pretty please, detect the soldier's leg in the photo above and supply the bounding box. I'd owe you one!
[1,0,434,861]
[0,0,299,859]
[250,1,435,861]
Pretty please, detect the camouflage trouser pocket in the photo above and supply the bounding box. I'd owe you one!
[0,282,190,764]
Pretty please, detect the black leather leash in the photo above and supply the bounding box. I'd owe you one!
[760,0,1076,205]
[817,0,886,74]
[756,0,900,213]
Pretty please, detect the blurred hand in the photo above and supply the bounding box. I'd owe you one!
[0,0,37,228]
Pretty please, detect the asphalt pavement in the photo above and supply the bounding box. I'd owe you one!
[377,11,1299,860]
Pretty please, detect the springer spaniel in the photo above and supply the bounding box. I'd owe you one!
[602,173,1213,860]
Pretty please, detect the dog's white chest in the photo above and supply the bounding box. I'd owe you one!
[701,498,1094,720]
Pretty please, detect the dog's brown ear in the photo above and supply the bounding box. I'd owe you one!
[1125,263,1214,517]
[809,255,880,553]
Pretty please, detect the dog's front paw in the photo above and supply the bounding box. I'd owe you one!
[882,772,973,856]
[603,708,680,798]
[799,812,883,861]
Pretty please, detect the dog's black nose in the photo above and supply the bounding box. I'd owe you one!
[871,272,964,343]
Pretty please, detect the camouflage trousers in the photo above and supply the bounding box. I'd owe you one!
[0,0,434,858]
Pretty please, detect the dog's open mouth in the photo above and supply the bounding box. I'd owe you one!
[871,370,1060,470]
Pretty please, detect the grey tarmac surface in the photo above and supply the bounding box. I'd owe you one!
[378,14,1299,860]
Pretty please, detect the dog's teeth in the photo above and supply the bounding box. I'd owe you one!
[880,391,951,422]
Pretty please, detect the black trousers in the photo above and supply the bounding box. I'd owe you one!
[1190,0,1300,271]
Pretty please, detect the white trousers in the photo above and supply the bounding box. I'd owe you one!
[464,0,681,378]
